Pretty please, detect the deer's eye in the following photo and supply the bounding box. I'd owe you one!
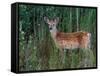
[52,24,55,26]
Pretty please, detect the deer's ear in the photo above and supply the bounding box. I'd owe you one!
[44,17,49,23]
[57,17,59,21]
[54,17,59,24]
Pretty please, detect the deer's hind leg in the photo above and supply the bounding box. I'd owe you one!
[80,33,91,49]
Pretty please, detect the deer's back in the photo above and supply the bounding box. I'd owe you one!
[55,31,89,49]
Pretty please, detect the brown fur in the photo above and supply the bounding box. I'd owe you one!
[55,31,89,49]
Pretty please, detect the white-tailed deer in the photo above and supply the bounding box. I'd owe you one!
[44,17,91,50]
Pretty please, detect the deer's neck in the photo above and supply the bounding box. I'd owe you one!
[50,27,57,39]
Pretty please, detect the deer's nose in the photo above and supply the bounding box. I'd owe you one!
[50,27,52,30]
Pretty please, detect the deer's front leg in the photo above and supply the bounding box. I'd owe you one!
[59,48,65,64]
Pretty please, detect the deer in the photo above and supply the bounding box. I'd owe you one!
[44,17,91,63]
[44,17,91,49]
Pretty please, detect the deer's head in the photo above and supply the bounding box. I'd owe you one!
[44,17,59,33]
